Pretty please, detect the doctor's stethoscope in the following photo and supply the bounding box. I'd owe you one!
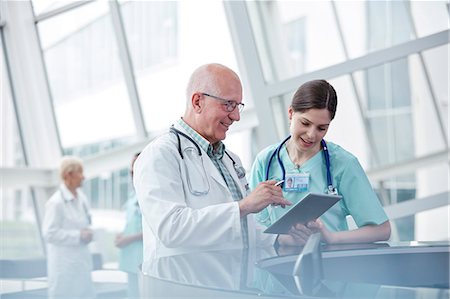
[170,127,247,196]
[59,187,92,225]
[265,135,338,195]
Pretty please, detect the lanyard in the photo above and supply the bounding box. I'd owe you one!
[265,136,337,195]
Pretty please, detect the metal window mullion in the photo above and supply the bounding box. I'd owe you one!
[330,0,381,166]
[34,0,95,23]
[254,1,279,83]
[0,5,46,255]
[402,1,448,147]
[223,1,278,149]
[367,148,449,181]
[266,30,449,99]
[384,191,449,220]
[255,1,290,137]
[109,0,147,140]
[33,7,64,155]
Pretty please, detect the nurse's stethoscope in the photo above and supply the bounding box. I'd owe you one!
[170,126,246,196]
[265,136,338,195]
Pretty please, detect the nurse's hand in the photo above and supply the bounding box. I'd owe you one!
[239,180,291,218]
[115,233,143,248]
[277,220,321,246]
[304,219,333,243]
[80,228,93,244]
[115,233,128,248]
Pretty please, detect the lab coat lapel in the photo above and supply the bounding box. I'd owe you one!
[172,122,231,192]
[222,154,247,198]
[222,154,246,197]
[204,155,229,190]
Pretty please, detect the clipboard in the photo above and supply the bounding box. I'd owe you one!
[264,193,342,234]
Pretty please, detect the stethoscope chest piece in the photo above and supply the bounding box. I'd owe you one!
[234,165,246,179]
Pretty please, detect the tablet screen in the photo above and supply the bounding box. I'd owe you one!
[264,193,342,234]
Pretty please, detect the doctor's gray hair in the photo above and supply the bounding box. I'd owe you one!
[291,80,338,120]
[59,156,84,180]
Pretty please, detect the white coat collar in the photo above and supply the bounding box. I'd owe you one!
[172,122,235,192]
[59,183,77,202]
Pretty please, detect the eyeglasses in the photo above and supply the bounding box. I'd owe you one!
[201,93,245,113]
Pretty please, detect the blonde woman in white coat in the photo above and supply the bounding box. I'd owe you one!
[42,156,96,299]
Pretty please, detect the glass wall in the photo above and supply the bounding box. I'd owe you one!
[23,0,244,265]
[1,1,448,275]
[37,1,136,149]
[1,26,43,259]
[244,0,449,240]
[120,0,240,132]
[247,0,449,82]
[64,138,134,210]
[32,0,243,213]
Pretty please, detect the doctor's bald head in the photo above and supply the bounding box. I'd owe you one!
[185,63,242,105]
[183,63,243,144]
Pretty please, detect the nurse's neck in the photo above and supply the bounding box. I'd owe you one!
[286,139,321,167]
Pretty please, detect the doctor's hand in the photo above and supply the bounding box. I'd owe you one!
[80,228,93,244]
[277,220,321,246]
[239,180,291,218]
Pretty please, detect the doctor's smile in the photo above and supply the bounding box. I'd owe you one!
[133,63,292,259]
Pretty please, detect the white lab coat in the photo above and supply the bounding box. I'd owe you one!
[42,184,96,299]
[134,122,276,261]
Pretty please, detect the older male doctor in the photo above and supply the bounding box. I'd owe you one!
[134,63,291,260]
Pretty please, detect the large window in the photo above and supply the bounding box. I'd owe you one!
[1,28,42,259]
[247,1,449,83]
[120,1,240,133]
[37,1,136,149]
[32,1,244,212]
[243,0,449,241]
[64,139,133,210]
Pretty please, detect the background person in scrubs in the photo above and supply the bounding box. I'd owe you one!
[42,156,96,299]
[115,152,143,298]
[249,80,391,246]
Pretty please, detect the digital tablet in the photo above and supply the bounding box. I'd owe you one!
[264,193,342,234]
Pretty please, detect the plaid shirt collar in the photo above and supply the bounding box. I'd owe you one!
[176,118,225,160]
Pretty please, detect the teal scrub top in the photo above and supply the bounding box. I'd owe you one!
[248,141,388,232]
[118,193,143,273]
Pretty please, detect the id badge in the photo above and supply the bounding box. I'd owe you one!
[284,173,310,192]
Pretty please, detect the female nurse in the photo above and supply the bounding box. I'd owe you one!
[249,80,391,246]
[115,152,143,298]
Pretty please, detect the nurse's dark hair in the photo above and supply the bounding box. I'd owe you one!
[291,79,337,120]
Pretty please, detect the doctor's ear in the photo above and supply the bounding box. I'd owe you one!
[191,93,203,113]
